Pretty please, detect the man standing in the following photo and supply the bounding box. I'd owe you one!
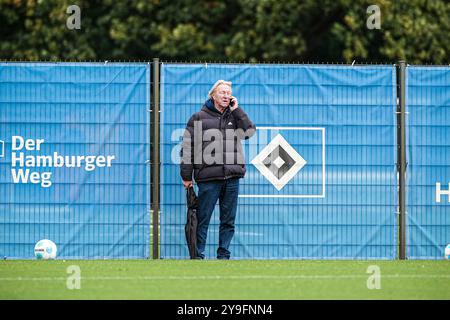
[181,80,256,259]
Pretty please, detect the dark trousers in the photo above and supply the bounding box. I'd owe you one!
[196,178,240,259]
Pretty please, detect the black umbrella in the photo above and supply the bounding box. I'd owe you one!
[185,186,199,259]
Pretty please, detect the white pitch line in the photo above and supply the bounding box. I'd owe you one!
[0,274,449,281]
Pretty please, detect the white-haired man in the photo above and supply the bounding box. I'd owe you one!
[180,80,256,259]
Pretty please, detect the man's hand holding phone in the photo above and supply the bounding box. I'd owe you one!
[229,96,238,111]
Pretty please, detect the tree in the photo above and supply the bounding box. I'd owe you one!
[0,0,448,64]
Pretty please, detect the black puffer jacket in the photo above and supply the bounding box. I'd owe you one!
[180,99,256,183]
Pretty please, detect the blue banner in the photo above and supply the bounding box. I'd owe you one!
[0,63,150,259]
[160,63,397,259]
[406,66,450,259]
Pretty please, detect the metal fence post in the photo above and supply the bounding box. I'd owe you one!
[152,58,160,259]
[397,60,407,260]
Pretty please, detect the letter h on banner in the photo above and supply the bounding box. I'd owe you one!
[436,182,450,203]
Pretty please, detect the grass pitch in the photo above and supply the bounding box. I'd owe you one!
[0,260,449,300]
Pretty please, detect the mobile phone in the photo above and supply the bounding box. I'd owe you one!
[229,98,235,107]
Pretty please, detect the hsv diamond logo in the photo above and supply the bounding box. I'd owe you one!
[251,134,306,191]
